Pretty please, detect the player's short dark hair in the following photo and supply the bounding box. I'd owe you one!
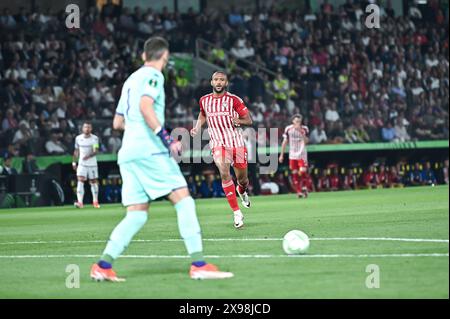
[211,70,228,79]
[144,37,169,61]
[291,114,303,122]
[83,121,92,126]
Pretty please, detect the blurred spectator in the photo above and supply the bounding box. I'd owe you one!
[316,170,330,192]
[440,159,449,185]
[309,124,328,144]
[363,165,380,188]
[407,163,425,186]
[272,71,289,107]
[228,70,247,98]
[421,162,437,186]
[2,109,18,132]
[394,117,411,142]
[250,106,263,124]
[381,121,396,142]
[63,132,75,154]
[23,72,39,91]
[230,40,246,59]
[345,125,369,143]
[327,121,345,144]
[0,143,19,158]
[260,175,280,195]
[176,68,190,99]
[388,166,403,188]
[0,155,17,175]
[103,177,121,203]
[45,133,66,155]
[248,73,265,102]
[377,165,390,188]
[199,174,223,198]
[0,8,17,29]
[325,103,340,124]
[252,95,266,113]
[187,176,198,197]
[209,41,226,65]
[413,119,436,140]
[329,167,341,191]
[12,123,32,146]
[22,153,39,174]
[343,168,358,190]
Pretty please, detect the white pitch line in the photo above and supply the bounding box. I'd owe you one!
[0,237,448,245]
[311,237,449,243]
[0,253,447,259]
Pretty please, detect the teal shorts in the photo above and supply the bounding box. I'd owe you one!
[119,155,187,206]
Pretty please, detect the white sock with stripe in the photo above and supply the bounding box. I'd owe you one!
[77,181,84,204]
[91,183,99,203]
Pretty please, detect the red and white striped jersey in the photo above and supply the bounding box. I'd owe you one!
[199,92,249,149]
[283,124,309,161]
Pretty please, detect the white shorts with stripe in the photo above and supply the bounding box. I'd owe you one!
[77,165,99,180]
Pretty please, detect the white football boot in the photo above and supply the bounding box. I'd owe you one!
[236,186,251,208]
[233,210,244,229]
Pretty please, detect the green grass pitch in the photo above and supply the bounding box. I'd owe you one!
[0,186,448,299]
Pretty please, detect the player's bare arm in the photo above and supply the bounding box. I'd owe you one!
[232,112,253,127]
[72,149,79,171]
[140,95,182,155]
[113,113,125,130]
[190,112,206,137]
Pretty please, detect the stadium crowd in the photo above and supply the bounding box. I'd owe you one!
[0,1,449,160]
[201,0,449,144]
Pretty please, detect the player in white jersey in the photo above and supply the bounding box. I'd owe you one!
[72,121,100,208]
[279,114,310,198]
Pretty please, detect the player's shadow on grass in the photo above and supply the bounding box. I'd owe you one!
[128,263,183,276]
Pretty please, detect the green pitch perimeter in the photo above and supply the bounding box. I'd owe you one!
[0,186,448,299]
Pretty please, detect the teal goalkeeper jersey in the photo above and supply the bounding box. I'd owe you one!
[116,65,167,164]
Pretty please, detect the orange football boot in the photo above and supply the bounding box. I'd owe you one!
[90,263,125,282]
[74,201,84,208]
[189,263,234,280]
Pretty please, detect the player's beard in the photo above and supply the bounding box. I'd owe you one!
[213,86,225,94]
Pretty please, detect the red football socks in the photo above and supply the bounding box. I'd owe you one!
[222,179,239,212]
[237,180,249,194]
[292,173,301,194]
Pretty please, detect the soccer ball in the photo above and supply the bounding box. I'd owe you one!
[282,230,310,255]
